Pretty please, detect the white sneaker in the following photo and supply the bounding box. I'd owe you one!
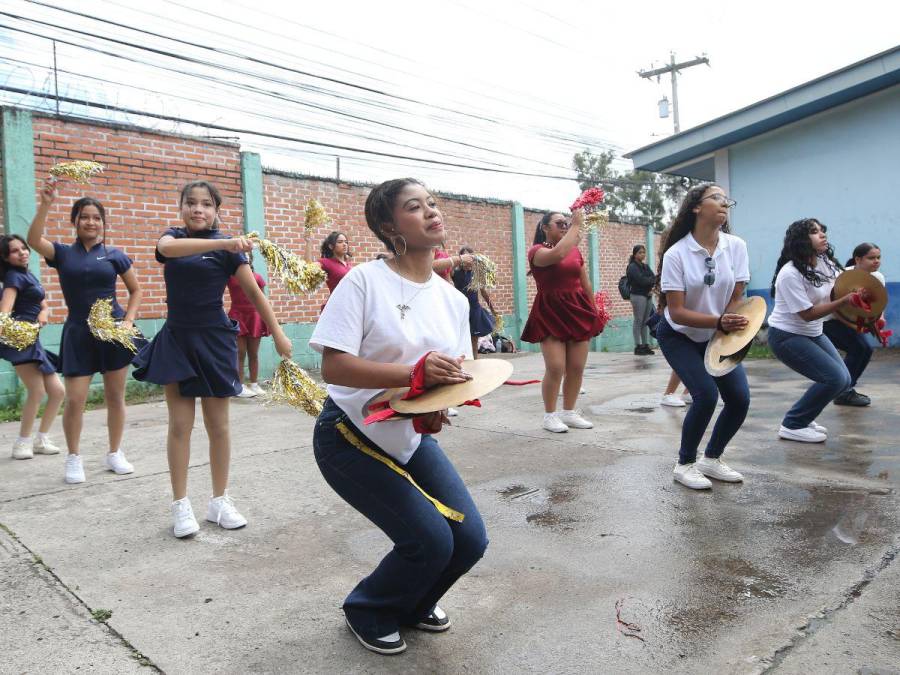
[206,492,247,529]
[808,421,827,434]
[696,456,743,482]
[557,410,593,429]
[235,385,257,398]
[33,435,60,455]
[64,454,85,484]
[172,497,200,538]
[12,438,33,460]
[682,393,692,404]
[103,450,134,475]
[661,394,687,408]
[673,462,712,490]
[248,382,265,395]
[779,425,826,443]
[446,407,459,417]
[542,412,568,433]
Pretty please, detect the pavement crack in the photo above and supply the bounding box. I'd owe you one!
[0,521,163,672]
[762,540,900,672]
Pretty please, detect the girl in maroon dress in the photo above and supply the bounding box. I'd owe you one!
[226,251,269,398]
[306,231,353,296]
[521,209,603,433]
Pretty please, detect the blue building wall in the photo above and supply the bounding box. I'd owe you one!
[726,85,899,345]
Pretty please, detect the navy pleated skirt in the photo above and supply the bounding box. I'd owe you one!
[59,320,144,377]
[132,317,240,398]
[0,338,59,375]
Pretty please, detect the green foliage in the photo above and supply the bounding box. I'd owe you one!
[91,608,113,623]
[0,380,162,423]
[572,149,695,231]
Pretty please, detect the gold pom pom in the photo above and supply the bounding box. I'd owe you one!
[87,298,141,353]
[0,312,40,350]
[493,313,504,334]
[304,199,330,231]
[269,359,327,416]
[49,161,104,184]
[245,232,326,295]
[466,255,497,292]
[583,207,609,233]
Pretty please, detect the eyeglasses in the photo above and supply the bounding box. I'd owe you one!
[702,194,737,208]
[703,256,716,286]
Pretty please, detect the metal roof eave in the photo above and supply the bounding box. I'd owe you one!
[625,46,900,173]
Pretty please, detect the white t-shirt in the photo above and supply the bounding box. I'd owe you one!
[661,231,751,343]
[768,257,839,337]
[309,259,472,464]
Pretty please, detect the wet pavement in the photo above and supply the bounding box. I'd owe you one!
[1,350,898,673]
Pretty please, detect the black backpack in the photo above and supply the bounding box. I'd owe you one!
[617,275,631,300]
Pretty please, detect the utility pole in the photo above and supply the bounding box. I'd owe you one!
[638,52,709,133]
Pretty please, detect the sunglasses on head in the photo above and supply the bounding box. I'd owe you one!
[704,256,716,286]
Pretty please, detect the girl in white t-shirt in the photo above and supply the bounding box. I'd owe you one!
[309,179,487,656]
[822,242,885,407]
[768,218,859,443]
[656,183,752,491]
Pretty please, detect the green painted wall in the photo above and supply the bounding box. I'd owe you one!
[240,151,268,281]
[1,108,40,276]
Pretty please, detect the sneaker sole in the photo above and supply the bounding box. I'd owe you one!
[104,465,135,475]
[12,454,34,460]
[778,431,826,443]
[174,524,200,538]
[34,449,60,455]
[345,618,407,655]
[697,469,743,483]
[414,619,452,632]
[65,477,85,484]
[543,427,568,433]
[206,518,247,530]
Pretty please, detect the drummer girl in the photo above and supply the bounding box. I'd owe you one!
[656,184,751,489]
[0,235,65,460]
[821,242,884,407]
[521,210,602,433]
[133,181,293,538]
[310,178,487,655]
[28,180,142,484]
[768,219,857,442]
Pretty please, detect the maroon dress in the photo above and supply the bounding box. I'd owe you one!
[319,256,352,293]
[520,244,604,343]
[227,273,270,338]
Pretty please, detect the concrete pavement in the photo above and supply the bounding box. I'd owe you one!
[1,350,898,674]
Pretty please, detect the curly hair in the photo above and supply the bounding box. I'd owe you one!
[655,183,729,307]
[770,218,841,298]
[320,231,350,259]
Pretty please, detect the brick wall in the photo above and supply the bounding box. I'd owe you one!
[30,115,243,319]
[262,172,516,323]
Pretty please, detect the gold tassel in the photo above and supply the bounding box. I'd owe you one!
[87,298,141,353]
[583,208,609,233]
[269,359,327,416]
[466,254,497,292]
[49,160,104,184]
[245,232,326,294]
[493,313,504,334]
[0,312,40,350]
[304,199,330,230]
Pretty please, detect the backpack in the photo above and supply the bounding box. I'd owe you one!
[617,275,631,300]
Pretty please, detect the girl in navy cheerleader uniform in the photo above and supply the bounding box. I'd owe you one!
[0,235,64,460]
[28,180,143,484]
[133,181,293,538]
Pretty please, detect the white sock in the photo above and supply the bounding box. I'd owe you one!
[544,412,557,419]
[36,432,50,441]
[18,435,32,443]
[562,409,575,415]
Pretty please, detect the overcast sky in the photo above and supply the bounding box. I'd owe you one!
[1,0,898,210]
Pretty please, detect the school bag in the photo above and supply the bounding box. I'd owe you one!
[617,275,631,300]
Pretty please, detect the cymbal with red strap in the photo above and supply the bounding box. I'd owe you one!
[831,268,887,327]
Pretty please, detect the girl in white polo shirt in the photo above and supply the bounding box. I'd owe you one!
[656,183,751,490]
[767,218,857,443]
[310,178,488,656]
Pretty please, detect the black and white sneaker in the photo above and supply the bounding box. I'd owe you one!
[345,618,406,655]
[414,605,452,632]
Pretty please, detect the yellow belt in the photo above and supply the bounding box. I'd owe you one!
[335,421,465,523]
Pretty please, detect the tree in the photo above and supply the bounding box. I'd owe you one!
[572,149,694,231]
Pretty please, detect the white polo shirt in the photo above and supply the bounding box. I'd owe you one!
[769,257,839,337]
[661,231,750,343]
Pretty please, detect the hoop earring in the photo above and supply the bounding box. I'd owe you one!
[391,235,408,256]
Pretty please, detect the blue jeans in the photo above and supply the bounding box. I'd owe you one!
[656,318,751,464]
[313,398,488,640]
[768,326,852,429]
[822,319,873,390]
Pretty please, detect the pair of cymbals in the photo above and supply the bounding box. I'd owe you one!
[367,358,514,415]
[704,296,768,376]
[832,269,888,328]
